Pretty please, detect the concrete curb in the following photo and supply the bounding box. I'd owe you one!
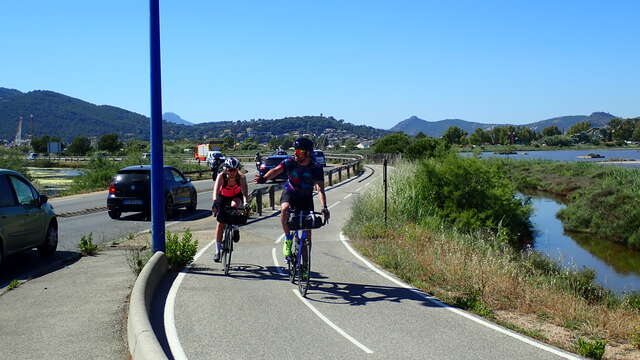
[127,251,169,360]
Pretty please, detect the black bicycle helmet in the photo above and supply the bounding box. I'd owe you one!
[223,157,241,169]
[293,137,314,152]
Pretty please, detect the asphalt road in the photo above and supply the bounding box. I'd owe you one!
[153,166,579,360]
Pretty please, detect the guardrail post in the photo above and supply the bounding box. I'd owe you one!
[269,186,275,210]
[347,165,351,178]
[338,168,342,182]
[328,171,333,186]
[256,189,263,216]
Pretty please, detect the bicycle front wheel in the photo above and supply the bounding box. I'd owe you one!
[298,240,311,297]
[223,227,232,275]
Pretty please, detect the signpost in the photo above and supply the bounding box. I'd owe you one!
[150,0,165,252]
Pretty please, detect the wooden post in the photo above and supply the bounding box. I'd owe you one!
[338,168,342,182]
[269,186,275,210]
[329,171,333,186]
[256,189,263,216]
[347,165,351,178]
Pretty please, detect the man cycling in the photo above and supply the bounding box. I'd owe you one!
[255,137,330,258]
[212,157,248,262]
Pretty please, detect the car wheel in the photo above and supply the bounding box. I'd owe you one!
[38,222,58,257]
[165,195,174,219]
[108,209,121,219]
[187,192,197,213]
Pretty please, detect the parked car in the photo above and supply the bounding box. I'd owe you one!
[106,165,197,219]
[0,169,58,267]
[313,150,326,167]
[26,152,38,160]
[257,154,290,181]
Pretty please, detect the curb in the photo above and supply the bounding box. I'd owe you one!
[127,251,169,360]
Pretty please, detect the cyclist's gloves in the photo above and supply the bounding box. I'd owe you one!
[212,199,222,215]
[256,175,266,184]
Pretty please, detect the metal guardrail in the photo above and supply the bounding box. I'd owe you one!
[245,158,361,216]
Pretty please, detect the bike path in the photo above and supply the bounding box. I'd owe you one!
[160,166,578,360]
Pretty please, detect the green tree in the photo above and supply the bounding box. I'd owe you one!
[373,133,411,154]
[281,136,293,150]
[468,128,491,145]
[67,136,92,155]
[240,138,258,150]
[567,121,591,136]
[31,135,50,153]
[632,121,640,141]
[516,127,538,144]
[405,138,447,160]
[223,135,235,150]
[415,131,427,139]
[97,134,122,153]
[343,138,358,151]
[442,126,467,145]
[267,136,281,150]
[542,126,562,137]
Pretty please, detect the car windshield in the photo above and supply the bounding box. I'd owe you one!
[264,158,284,167]
[116,170,150,183]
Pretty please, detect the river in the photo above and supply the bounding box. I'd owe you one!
[27,167,84,196]
[529,195,640,295]
[465,148,640,168]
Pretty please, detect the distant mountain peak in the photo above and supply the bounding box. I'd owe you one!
[163,112,193,126]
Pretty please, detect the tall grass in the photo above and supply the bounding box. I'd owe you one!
[345,160,640,355]
[0,148,28,176]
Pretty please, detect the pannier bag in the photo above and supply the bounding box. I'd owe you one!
[288,212,324,230]
[217,208,248,225]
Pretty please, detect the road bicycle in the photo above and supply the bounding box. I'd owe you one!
[218,206,248,276]
[286,209,326,296]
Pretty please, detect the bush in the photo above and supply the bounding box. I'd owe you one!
[78,233,99,256]
[126,247,153,275]
[165,229,198,270]
[414,155,532,240]
[404,138,448,161]
[575,338,606,359]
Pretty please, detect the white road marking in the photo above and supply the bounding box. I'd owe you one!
[355,186,363,192]
[328,201,341,210]
[272,248,286,275]
[364,182,371,187]
[338,232,580,360]
[343,193,353,200]
[275,233,285,244]
[293,290,374,354]
[165,239,217,360]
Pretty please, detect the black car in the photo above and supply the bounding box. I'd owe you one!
[257,154,290,181]
[106,165,197,219]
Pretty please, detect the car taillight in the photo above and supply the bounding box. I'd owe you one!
[260,164,267,170]
[108,184,116,194]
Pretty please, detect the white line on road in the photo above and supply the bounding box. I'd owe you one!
[275,233,285,244]
[292,290,374,354]
[328,201,341,210]
[165,239,217,360]
[364,182,371,187]
[343,193,353,200]
[355,186,363,192]
[337,232,580,360]
[272,248,286,275]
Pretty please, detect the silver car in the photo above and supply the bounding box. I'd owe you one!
[0,169,58,267]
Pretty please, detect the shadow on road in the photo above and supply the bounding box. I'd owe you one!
[115,209,212,222]
[304,280,441,308]
[0,250,80,291]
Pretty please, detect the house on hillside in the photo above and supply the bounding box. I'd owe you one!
[357,141,372,149]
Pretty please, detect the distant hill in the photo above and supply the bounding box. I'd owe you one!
[0,87,387,142]
[391,112,617,137]
[163,112,193,126]
[390,116,499,136]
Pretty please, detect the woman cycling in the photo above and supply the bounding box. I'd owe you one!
[212,157,248,262]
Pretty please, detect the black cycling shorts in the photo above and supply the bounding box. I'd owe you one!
[280,190,314,212]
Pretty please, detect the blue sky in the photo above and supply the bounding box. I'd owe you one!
[1,1,638,129]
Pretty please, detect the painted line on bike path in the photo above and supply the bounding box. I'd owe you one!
[272,248,286,275]
[292,290,374,354]
[355,186,363,192]
[343,193,353,200]
[164,239,217,360]
[328,201,341,210]
[337,232,580,360]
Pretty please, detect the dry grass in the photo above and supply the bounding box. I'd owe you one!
[348,223,640,358]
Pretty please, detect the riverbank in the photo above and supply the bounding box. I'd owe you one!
[488,159,640,250]
[457,144,640,153]
[345,160,640,359]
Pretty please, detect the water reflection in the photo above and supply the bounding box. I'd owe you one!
[27,167,84,196]
[462,148,640,164]
[529,195,640,294]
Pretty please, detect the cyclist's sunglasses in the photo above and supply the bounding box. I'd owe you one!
[294,149,307,156]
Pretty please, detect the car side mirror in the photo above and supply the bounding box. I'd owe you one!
[39,194,48,206]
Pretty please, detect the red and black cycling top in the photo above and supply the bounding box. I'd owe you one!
[219,173,243,198]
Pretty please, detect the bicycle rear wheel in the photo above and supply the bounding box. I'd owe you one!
[222,227,233,275]
[298,239,311,297]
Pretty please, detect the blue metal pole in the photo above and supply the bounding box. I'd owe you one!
[150,0,165,252]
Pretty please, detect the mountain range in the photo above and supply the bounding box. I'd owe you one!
[390,112,618,137]
[163,112,192,126]
[0,87,385,142]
